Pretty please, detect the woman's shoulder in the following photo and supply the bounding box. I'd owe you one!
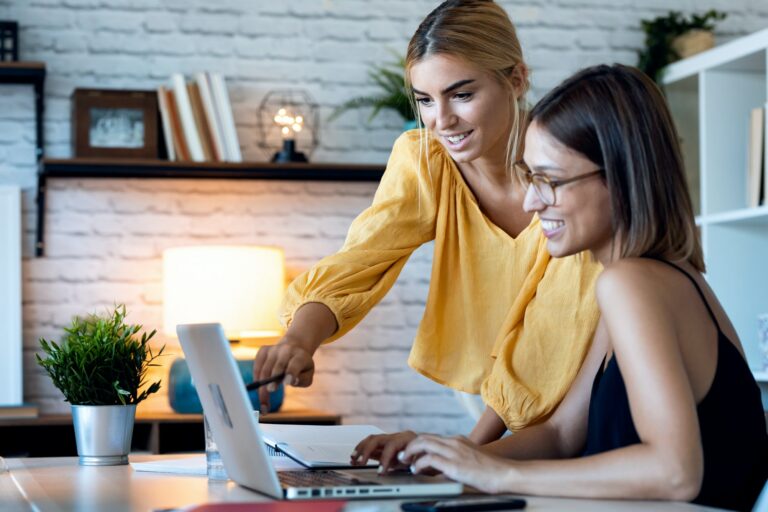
[595,258,680,314]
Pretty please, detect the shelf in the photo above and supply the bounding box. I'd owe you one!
[42,158,385,181]
[696,206,768,226]
[36,158,385,257]
[663,27,768,84]
[0,61,46,83]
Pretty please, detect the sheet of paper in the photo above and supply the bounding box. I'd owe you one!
[131,453,304,475]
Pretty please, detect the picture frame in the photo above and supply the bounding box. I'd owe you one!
[0,21,18,62]
[72,88,159,159]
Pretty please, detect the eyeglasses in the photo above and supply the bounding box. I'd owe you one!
[515,163,604,206]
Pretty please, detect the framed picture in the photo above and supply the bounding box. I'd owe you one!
[72,88,159,159]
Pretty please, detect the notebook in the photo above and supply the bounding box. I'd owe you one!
[260,424,382,468]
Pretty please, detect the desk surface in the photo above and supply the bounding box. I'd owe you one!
[0,456,722,512]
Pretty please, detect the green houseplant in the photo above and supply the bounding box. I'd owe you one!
[329,55,417,130]
[638,10,727,83]
[37,304,164,465]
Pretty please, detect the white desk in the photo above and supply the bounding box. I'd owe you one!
[0,456,723,512]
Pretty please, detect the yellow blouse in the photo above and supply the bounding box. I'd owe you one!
[281,130,601,430]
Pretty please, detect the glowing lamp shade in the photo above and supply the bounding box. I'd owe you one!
[163,245,285,341]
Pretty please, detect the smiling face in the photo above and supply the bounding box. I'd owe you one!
[408,53,516,168]
[522,121,614,262]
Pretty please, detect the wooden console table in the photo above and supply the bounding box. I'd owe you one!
[0,408,340,457]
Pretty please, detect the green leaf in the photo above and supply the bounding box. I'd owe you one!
[328,52,416,124]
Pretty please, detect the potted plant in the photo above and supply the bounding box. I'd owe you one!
[637,9,727,84]
[329,54,418,130]
[36,304,164,466]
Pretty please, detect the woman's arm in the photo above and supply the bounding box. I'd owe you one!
[253,302,338,412]
[404,263,704,501]
[467,407,507,444]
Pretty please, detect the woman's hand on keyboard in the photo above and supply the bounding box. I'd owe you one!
[351,431,418,474]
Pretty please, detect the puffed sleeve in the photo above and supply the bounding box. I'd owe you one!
[280,131,438,342]
[482,252,602,431]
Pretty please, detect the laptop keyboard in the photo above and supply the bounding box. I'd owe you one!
[278,470,379,487]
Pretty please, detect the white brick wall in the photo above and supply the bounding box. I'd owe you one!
[1,0,766,434]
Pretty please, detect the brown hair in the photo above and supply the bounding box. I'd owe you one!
[405,0,529,172]
[529,64,704,271]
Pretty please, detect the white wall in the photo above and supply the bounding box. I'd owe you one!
[1,0,767,433]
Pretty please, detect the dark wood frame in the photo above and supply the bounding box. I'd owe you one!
[0,21,19,62]
[72,88,159,159]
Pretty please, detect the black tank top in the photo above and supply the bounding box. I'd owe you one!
[582,259,768,511]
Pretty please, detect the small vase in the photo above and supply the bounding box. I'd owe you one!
[672,29,715,59]
[71,404,136,466]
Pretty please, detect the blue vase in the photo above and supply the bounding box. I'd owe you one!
[168,357,284,413]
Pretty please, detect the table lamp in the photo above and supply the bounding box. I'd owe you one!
[257,89,318,163]
[163,245,286,413]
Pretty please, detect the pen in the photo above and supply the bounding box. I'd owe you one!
[245,372,286,392]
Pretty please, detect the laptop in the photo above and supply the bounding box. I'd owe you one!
[176,323,464,500]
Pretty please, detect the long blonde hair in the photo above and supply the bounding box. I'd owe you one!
[405,0,530,173]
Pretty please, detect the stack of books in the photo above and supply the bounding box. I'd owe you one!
[157,72,242,163]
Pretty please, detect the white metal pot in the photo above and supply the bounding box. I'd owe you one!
[71,404,136,466]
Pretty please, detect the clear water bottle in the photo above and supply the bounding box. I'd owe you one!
[204,414,228,481]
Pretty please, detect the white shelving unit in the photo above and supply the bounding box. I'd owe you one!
[663,28,768,379]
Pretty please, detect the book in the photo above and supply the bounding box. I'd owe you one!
[747,106,764,208]
[764,103,768,206]
[209,72,242,162]
[0,403,38,419]
[187,81,215,161]
[164,88,191,161]
[259,423,384,468]
[196,72,226,162]
[156,85,176,161]
[171,73,205,162]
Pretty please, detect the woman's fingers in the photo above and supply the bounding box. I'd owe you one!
[252,342,315,413]
[253,345,275,413]
[410,451,453,477]
[402,434,461,463]
[353,434,391,466]
[350,432,417,471]
[378,432,416,472]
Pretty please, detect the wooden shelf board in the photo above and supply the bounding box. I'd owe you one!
[0,407,341,427]
[0,61,46,82]
[696,206,768,226]
[42,158,385,182]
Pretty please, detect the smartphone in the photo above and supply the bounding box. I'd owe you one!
[400,496,526,512]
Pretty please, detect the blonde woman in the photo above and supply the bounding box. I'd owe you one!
[255,0,601,448]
